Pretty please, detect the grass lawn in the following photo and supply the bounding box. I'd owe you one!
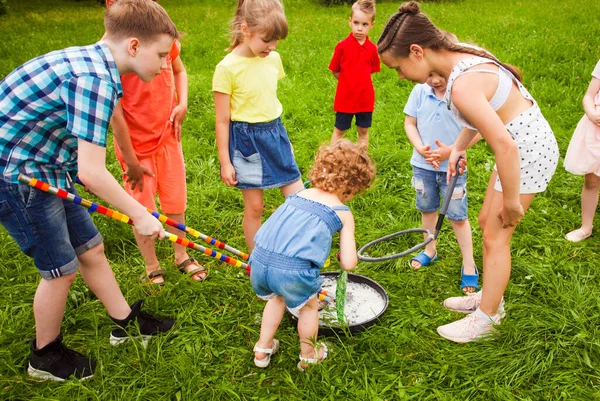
[1,0,600,399]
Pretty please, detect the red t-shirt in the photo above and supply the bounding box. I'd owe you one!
[328,34,380,113]
[114,40,180,158]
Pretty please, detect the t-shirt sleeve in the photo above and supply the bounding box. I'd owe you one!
[592,59,600,79]
[328,43,343,73]
[212,63,233,94]
[371,45,381,73]
[60,76,117,147]
[170,39,181,61]
[403,85,422,117]
[275,52,285,80]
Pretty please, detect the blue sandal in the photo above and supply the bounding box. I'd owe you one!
[460,265,479,293]
[409,251,438,270]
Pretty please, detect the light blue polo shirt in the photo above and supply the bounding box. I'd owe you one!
[403,83,462,172]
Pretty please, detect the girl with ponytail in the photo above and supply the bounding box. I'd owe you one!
[378,1,559,343]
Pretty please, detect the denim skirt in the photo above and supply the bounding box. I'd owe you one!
[229,118,301,189]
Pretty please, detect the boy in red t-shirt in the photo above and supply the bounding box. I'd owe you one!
[107,0,206,284]
[329,0,380,148]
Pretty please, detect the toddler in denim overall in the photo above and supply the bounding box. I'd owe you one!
[249,140,375,371]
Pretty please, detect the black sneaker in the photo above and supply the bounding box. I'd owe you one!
[28,335,95,381]
[109,299,175,346]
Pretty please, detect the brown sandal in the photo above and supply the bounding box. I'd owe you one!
[142,268,167,286]
[176,258,207,282]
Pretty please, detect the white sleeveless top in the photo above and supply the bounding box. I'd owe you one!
[443,57,535,130]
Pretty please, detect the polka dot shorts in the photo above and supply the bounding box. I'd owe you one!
[493,104,559,194]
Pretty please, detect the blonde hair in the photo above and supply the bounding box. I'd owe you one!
[104,0,179,42]
[352,0,376,20]
[229,0,288,51]
[308,139,376,198]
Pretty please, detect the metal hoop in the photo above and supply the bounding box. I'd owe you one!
[357,158,463,263]
[357,228,434,262]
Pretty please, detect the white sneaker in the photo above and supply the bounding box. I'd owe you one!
[443,290,505,316]
[437,308,502,343]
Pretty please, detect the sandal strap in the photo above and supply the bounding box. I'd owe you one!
[253,346,274,354]
[253,339,279,354]
[176,257,197,271]
[147,269,166,280]
[299,343,328,364]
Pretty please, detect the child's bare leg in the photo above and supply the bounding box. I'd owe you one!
[579,173,600,233]
[166,212,206,280]
[331,127,346,144]
[298,296,324,363]
[478,172,498,265]
[77,243,130,319]
[479,191,535,316]
[357,126,369,148]
[255,296,286,360]
[450,219,477,292]
[132,227,163,283]
[242,189,264,253]
[33,272,77,348]
[280,179,304,197]
[412,211,437,269]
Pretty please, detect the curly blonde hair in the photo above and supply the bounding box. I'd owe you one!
[308,139,376,198]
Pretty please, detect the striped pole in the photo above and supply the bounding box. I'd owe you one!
[74,176,249,261]
[18,174,250,272]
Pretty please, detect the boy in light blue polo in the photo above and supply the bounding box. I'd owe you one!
[403,72,480,293]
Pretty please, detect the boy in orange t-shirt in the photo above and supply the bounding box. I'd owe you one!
[107,0,206,284]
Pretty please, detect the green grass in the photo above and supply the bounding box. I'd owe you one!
[1,0,600,399]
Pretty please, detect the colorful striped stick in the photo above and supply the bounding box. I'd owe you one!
[74,176,249,261]
[18,174,250,273]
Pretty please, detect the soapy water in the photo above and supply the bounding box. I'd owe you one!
[289,276,387,327]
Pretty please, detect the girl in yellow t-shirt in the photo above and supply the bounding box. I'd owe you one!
[213,0,303,252]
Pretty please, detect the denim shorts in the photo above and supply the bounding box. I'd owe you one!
[0,179,103,280]
[229,118,301,190]
[249,246,323,311]
[412,166,468,221]
[334,112,373,131]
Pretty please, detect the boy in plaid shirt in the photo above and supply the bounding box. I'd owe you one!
[0,0,178,381]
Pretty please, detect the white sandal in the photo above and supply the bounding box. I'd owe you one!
[253,339,279,368]
[297,342,328,371]
[565,228,592,242]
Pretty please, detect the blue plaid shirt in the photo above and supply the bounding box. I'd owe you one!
[0,41,122,188]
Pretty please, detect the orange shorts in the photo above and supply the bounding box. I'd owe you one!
[117,135,187,214]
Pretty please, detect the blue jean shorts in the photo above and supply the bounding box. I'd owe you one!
[412,166,468,221]
[334,112,373,131]
[0,179,103,280]
[229,118,301,190]
[249,247,323,311]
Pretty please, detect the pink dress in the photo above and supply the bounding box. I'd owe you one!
[564,60,600,176]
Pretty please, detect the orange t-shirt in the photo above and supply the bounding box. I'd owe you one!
[114,40,180,158]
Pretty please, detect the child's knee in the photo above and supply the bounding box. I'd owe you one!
[584,174,600,190]
[244,198,264,216]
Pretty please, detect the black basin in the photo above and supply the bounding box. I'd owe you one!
[286,271,389,336]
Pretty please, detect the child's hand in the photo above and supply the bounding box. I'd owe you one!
[498,201,524,228]
[125,162,154,192]
[134,212,165,240]
[446,148,467,184]
[170,104,188,141]
[220,162,238,186]
[417,144,431,158]
[586,110,600,126]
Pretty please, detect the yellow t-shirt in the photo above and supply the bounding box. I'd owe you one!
[212,51,285,123]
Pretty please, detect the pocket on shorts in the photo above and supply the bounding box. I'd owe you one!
[232,150,263,186]
[0,199,30,247]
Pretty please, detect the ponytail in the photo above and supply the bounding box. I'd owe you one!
[378,1,522,82]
